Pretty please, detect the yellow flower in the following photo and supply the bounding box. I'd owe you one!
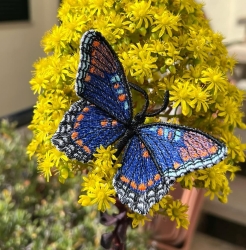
[66,52,80,80]
[26,139,39,159]
[81,173,103,191]
[93,145,117,167]
[200,67,227,96]
[227,165,241,181]
[132,51,157,83]
[119,51,136,77]
[37,153,53,181]
[93,145,121,179]
[191,86,211,113]
[148,40,167,56]
[127,212,151,228]
[49,148,69,167]
[30,75,49,94]
[165,42,183,61]
[89,0,113,16]
[129,0,153,29]
[183,65,203,84]
[41,25,68,54]
[177,172,197,190]
[108,13,131,34]
[152,11,180,37]
[87,183,116,212]
[216,97,243,128]
[169,81,196,116]
[78,195,92,206]
[47,55,70,84]
[186,30,209,61]
[204,188,220,200]
[197,162,227,190]
[166,200,189,229]
[61,13,88,43]
[174,0,196,13]
[222,132,245,162]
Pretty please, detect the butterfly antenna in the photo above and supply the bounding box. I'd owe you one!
[128,82,149,118]
[146,90,170,117]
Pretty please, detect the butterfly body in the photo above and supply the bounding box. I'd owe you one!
[52,30,227,215]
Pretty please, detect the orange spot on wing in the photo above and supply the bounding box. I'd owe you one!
[90,66,96,73]
[118,94,126,102]
[120,176,130,183]
[200,151,208,157]
[114,83,120,89]
[85,74,91,82]
[154,174,161,181]
[83,107,89,112]
[157,128,163,136]
[140,143,145,148]
[173,162,180,169]
[74,122,80,128]
[76,140,83,147]
[191,152,199,158]
[91,58,96,65]
[142,150,149,158]
[130,181,137,189]
[209,146,217,154]
[148,179,154,186]
[112,120,117,126]
[93,41,100,47]
[83,145,91,154]
[77,114,84,121]
[138,183,147,191]
[71,132,78,140]
[92,50,96,56]
[180,148,190,161]
[182,155,190,161]
[101,120,108,127]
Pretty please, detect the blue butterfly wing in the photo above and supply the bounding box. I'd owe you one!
[113,123,227,214]
[113,136,169,215]
[52,99,127,162]
[75,30,132,125]
[138,123,227,178]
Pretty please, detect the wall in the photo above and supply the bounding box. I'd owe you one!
[0,0,59,117]
[201,0,246,43]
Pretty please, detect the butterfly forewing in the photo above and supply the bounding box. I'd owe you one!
[52,100,127,162]
[76,30,132,125]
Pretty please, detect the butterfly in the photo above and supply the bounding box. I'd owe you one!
[52,30,227,215]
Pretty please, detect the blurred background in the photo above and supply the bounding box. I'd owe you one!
[0,0,245,249]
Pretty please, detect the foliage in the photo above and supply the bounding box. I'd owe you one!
[27,0,245,231]
[0,120,147,249]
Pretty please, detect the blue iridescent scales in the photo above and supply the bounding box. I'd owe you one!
[52,30,227,215]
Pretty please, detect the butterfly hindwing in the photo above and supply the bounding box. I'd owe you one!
[76,30,132,124]
[138,123,227,179]
[113,136,169,215]
[52,99,127,162]
[114,123,227,214]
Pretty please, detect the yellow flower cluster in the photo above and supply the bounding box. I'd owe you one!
[128,195,189,229]
[78,146,120,212]
[28,0,245,229]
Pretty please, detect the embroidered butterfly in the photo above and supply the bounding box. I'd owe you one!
[52,30,227,215]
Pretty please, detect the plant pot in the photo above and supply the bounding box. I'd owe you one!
[145,184,205,250]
